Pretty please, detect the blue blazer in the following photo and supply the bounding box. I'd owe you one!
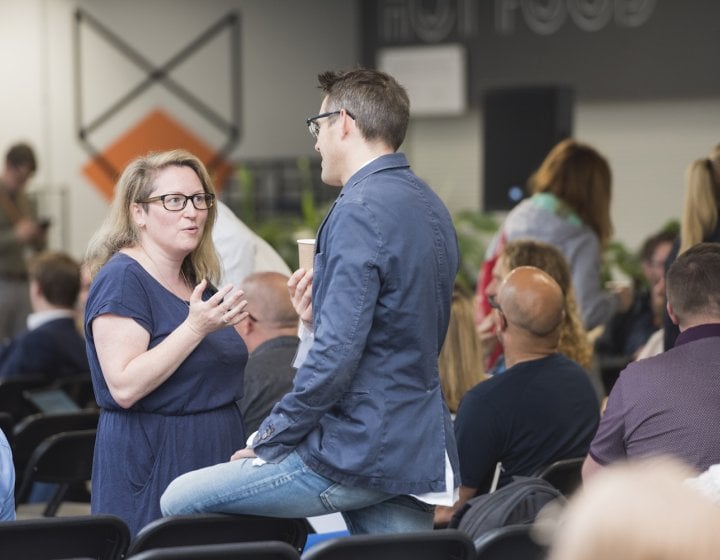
[0,317,89,379]
[253,153,460,495]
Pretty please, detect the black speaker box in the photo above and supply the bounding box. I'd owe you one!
[482,86,574,211]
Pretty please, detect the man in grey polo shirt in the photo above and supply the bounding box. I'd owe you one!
[583,243,720,479]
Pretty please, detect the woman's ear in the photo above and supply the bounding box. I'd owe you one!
[131,203,146,228]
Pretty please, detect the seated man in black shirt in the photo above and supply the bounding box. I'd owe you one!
[435,266,599,525]
[235,271,299,435]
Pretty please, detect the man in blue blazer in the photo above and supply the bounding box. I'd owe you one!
[0,251,88,379]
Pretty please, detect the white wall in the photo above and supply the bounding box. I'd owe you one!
[0,0,358,258]
[1,0,718,258]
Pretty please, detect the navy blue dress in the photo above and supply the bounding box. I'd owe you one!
[85,253,247,535]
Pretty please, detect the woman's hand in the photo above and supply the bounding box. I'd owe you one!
[288,269,313,329]
[186,279,249,336]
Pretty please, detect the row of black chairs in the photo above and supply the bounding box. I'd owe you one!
[0,513,483,560]
[0,375,99,518]
[2,447,577,555]
[0,373,95,424]
[1,409,99,516]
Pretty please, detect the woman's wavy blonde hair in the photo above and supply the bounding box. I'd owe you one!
[503,239,593,370]
[85,149,220,285]
[438,284,489,413]
[680,144,720,254]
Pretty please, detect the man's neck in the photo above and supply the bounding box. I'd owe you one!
[341,143,395,186]
[247,327,298,354]
[503,339,557,369]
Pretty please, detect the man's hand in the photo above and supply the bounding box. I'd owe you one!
[230,447,257,461]
[14,218,42,244]
[288,268,313,328]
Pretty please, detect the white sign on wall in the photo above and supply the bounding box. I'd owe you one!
[377,44,467,116]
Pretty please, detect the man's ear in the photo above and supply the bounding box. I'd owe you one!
[666,301,679,326]
[340,109,355,138]
[494,308,507,332]
[235,316,253,338]
[29,279,42,300]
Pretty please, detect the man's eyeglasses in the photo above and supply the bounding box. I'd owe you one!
[306,110,356,138]
[137,193,215,212]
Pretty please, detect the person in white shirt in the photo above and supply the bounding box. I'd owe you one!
[212,200,290,286]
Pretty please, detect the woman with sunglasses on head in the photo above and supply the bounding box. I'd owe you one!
[84,149,249,535]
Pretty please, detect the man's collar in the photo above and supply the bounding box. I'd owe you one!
[674,323,720,347]
[342,152,409,192]
[27,309,76,331]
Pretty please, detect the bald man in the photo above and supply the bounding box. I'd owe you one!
[436,266,599,525]
[235,272,300,434]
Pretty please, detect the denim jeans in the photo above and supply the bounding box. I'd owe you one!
[160,451,434,534]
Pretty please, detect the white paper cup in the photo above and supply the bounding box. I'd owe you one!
[297,239,316,271]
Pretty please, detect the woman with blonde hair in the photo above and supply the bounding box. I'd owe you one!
[477,139,629,344]
[84,149,249,534]
[438,284,488,414]
[664,144,720,349]
[679,144,720,254]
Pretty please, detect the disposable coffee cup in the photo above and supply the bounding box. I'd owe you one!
[297,239,316,271]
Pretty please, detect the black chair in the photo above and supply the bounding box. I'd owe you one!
[52,372,97,409]
[12,409,99,478]
[0,375,52,422]
[300,529,476,560]
[0,514,130,560]
[127,513,310,557]
[532,457,585,497]
[128,541,301,560]
[15,428,97,516]
[474,524,548,559]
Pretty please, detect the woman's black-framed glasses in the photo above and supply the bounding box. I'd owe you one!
[137,193,215,212]
[306,110,356,138]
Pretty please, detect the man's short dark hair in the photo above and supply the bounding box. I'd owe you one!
[28,251,81,309]
[639,228,677,263]
[666,243,720,322]
[6,143,37,173]
[317,68,410,151]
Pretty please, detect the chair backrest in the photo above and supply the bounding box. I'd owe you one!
[300,529,476,560]
[12,409,99,476]
[127,513,310,557]
[0,513,130,560]
[532,457,585,496]
[127,540,301,560]
[0,375,52,422]
[52,372,97,409]
[474,524,548,560]
[15,428,97,515]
